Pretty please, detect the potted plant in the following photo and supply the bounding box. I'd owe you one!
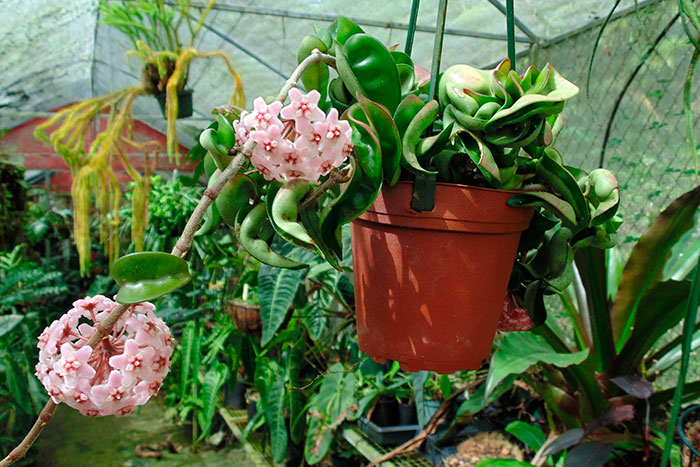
[356,367,418,445]
[98,0,245,140]
[226,270,262,336]
[480,185,700,464]
[194,15,620,375]
[33,0,245,275]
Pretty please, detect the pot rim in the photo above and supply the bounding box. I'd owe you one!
[357,179,534,233]
[678,404,700,458]
[394,179,528,195]
[228,300,260,310]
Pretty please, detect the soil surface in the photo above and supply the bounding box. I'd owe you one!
[31,398,255,467]
[443,431,524,467]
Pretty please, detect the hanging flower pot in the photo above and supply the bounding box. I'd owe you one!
[226,300,262,335]
[198,16,621,375]
[155,88,194,119]
[351,181,534,373]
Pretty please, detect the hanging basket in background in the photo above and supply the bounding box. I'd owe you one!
[155,88,194,119]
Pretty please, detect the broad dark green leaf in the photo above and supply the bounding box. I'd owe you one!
[266,378,288,463]
[537,429,584,459]
[535,150,590,227]
[612,186,700,348]
[574,247,614,373]
[300,304,329,341]
[197,363,228,441]
[412,371,430,428]
[612,280,690,377]
[564,441,614,467]
[505,420,546,452]
[401,100,439,176]
[610,375,652,399]
[287,333,306,444]
[320,122,382,258]
[259,246,311,346]
[112,251,192,304]
[393,94,426,137]
[356,93,402,185]
[337,33,401,112]
[486,331,589,398]
[304,413,333,464]
[507,192,576,228]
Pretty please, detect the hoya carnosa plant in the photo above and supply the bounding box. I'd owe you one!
[234,89,352,184]
[36,295,173,417]
[192,17,622,328]
[196,88,355,270]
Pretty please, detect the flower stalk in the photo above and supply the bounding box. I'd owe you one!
[0,49,336,467]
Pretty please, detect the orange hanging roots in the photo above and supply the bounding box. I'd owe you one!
[34,86,156,276]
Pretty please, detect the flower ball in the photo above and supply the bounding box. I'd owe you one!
[36,295,173,416]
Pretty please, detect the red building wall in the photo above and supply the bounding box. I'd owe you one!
[0,106,197,192]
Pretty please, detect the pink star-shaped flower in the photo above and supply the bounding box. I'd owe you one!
[91,370,132,416]
[318,109,351,152]
[251,152,283,181]
[126,310,166,348]
[243,97,283,130]
[281,88,325,122]
[52,343,95,387]
[109,339,155,385]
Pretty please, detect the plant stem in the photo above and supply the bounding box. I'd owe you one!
[0,49,336,467]
[275,51,336,103]
[299,165,352,211]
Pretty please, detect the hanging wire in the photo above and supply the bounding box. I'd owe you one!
[428,0,449,102]
[506,0,516,70]
[412,0,448,213]
[404,0,421,56]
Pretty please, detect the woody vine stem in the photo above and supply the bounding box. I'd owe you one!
[1,49,336,467]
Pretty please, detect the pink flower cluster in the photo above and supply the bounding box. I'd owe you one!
[35,295,173,417]
[234,88,353,184]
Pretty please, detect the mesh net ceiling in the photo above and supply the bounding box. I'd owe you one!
[0,0,649,138]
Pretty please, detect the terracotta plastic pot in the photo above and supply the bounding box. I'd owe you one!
[351,181,534,373]
[226,300,262,335]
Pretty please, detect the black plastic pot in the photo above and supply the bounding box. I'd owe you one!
[399,401,418,425]
[679,404,700,466]
[155,88,193,119]
[358,417,420,446]
[370,398,400,426]
[224,380,247,409]
[246,399,257,421]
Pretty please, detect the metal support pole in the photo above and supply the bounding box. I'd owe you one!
[506,0,516,70]
[412,0,448,213]
[428,0,449,102]
[404,0,421,56]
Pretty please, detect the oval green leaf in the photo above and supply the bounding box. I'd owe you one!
[112,252,192,304]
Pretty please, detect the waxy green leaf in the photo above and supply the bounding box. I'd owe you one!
[112,252,192,304]
[401,100,439,176]
[336,33,401,112]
